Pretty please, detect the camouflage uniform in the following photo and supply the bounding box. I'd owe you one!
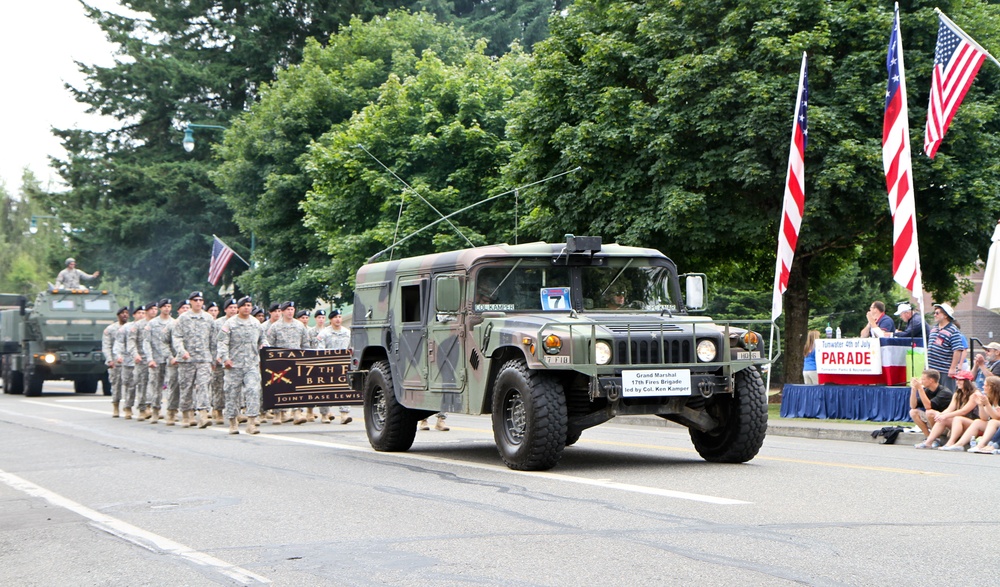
[114,321,137,415]
[102,321,122,411]
[130,316,151,414]
[217,315,263,419]
[210,316,226,414]
[317,326,353,417]
[265,319,309,350]
[145,314,175,414]
[172,310,215,412]
[54,268,97,289]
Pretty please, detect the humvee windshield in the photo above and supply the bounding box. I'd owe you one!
[474,259,679,313]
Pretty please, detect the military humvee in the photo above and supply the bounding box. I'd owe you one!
[349,235,777,471]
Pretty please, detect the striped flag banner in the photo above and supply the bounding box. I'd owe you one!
[771,53,808,322]
[883,4,922,296]
[208,236,235,286]
[924,10,989,159]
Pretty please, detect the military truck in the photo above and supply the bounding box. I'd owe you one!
[1,288,117,397]
[349,236,778,471]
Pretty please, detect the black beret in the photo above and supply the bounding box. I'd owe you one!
[189,291,204,300]
[157,298,171,307]
[131,306,144,315]
[145,302,157,311]
[279,301,295,310]
[268,302,280,312]
[313,309,326,317]
[295,310,310,319]
[117,306,129,315]
[206,301,218,310]
[251,306,264,316]
[237,296,252,307]
[222,298,237,309]
[179,300,191,307]
[329,309,341,317]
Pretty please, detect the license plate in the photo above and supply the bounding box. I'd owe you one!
[622,369,692,397]
[544,355,570,364]
[736,351,761,360]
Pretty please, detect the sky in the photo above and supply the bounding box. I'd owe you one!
[0,1,121,192]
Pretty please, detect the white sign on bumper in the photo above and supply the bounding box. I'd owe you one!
[622,369,692,397]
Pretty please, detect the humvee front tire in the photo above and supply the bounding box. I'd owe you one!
[491,359,568,471]
[689,367,767,463]
[364,360,418,452]
[24,367,44,397]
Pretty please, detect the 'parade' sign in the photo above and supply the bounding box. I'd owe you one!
[259,348,359,410]
[815,338,882,375]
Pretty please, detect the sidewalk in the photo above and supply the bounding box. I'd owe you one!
[614,414,922,443]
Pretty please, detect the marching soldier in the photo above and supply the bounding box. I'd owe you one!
[209,299,236,424]
[103,307,128,417]
[144,299,175,424]
[172,291,216,428]
[266,301,309,424]
[252,306,265,322]
[116,306,145,419]
[130,303,155,420]
[316,309,353,425]
[217,296,263,434]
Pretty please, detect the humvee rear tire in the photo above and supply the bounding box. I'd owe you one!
[25,367,44,397]
[491,359,567,471]
[4,370,23,395]
[689,367,767,463]
[74,378,98,394]
[364,360,418,452]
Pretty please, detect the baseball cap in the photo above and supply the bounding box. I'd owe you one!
[894,302,912,316]
[986,342,1000,351]
[955,370,974,381]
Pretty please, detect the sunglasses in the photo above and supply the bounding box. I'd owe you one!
[191,298,204,302]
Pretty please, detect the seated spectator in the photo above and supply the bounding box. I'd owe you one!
[802,330,820,385]
[972,342,1000,389]
[962,376,1000,453]
[860,301,896,338]
[892,302,926,339]
[909,369,953,444]
[917,371,978,450]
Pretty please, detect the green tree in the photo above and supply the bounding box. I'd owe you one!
[301,43,532,298]
[214,11,475,304]
[505,0,1000,382]
[413,0,564,55]
[53,0,412,304]
[0,171,69,295]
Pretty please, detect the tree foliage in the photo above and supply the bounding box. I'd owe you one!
[505,0,1000,381]
[301,43,532,298]
[214,12,477,304]
[0,172,69,295]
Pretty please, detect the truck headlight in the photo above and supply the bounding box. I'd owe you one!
[740,331,760,351]
[44,353,57,364]
[696,340,717,362]
[542,334,562,355]
[595,341,612,365]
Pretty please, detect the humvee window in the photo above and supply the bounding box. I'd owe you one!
[51,300,75,310]
[475,266,571,312]
[400,284,421,322]
[584,264,677,311]
[84,299,112,312]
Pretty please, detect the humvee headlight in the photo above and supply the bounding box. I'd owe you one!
[43,353,57,364]
[542,334,562,355]
[696,340,717,362]
[740,331,760,351]
[595,341,612,365]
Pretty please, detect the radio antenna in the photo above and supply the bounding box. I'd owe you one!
[367,166,582,262]
[355,145,474,254]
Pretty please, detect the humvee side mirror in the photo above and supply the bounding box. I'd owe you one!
[683,274,706,311]
[435,275,462,313]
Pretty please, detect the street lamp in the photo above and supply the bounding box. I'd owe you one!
[181,123,227,152]
[29,215,60,234]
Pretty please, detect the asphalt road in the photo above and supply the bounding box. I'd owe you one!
[1,381,997,586]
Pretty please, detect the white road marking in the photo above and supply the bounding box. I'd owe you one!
[9,400,748,506]
[0,468,270,585]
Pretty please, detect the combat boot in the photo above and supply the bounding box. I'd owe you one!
[229,418,239,435]
[418,419,429,430]
[305,407,316,422]
[321,413,332,424]
[149,408,160,423]
[139,408,151,421]
[181,410,193,427]
[212,409,223,425]
[339,412,353,425]
[198,409,213,429]
[237,412,248,423]
[435,416,450,432]
[293,409,307,425]
[246,416,259,435]
[165,409,177,426]
[123,407,133,420]
[112,403,120,418]
[280,410,294,423]
[272,410,283,425]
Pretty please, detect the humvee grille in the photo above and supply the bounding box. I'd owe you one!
[615,339,692,365]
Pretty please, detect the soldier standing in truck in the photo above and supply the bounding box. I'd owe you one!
[55,258,100,290]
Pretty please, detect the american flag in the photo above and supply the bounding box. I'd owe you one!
[883,4,922,295]
[771,53,808,322]
[924,12,986,158]
[208,236,235,286]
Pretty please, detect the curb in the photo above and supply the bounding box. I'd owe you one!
[612,415,918,444]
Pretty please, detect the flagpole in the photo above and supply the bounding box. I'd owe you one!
[213,234,251,268]
[935,8,1000,69]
